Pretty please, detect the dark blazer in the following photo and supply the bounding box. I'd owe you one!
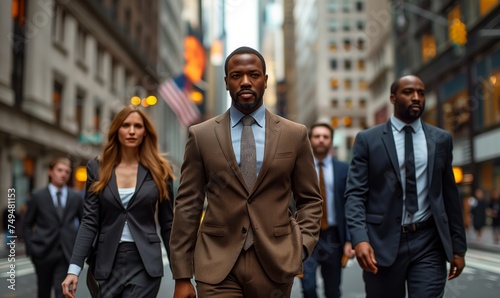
[345,121,466,267]
[23,186,83,261]
[170,109,323,284]
[69,159,174,280]
[330,158,350,245]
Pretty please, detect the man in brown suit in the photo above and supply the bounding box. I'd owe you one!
[170,46,323,297]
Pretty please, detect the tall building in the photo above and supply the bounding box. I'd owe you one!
[0,0,167,211]
[293,0,369,161]
[394,0,500,194]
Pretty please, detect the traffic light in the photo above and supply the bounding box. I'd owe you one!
[449,18,467,46]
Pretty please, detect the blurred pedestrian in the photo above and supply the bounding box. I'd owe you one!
[61,105,175,298]
[23,157,83,298]
[488,190,500,244]
[300,123,355,298]
[170,46,323,298]
[345,75,466,298]
[470,188,487,243]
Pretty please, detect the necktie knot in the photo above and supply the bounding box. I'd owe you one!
[241,115,255,126]
[404,125,414,134]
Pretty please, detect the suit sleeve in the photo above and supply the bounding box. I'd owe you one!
[442,133,467,254]
[344,132,370,247]
[169,127,206,279]
[291,125,323,257]
[158,176,174,262]
[69,159,101,268]
[22,192,38,257]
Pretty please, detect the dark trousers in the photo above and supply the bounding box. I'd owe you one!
[98,242,161,298]
[33,247,67,298]
[196,245,293,297]
[363,223,447,298]
[301,226,342,298]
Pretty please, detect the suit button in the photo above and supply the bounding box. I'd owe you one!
[241,227,247,234]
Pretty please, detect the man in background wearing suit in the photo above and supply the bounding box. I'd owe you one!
[345,75,466,298]
[300,123,355,298]
[170,46,323,297]
[23,157,83,298]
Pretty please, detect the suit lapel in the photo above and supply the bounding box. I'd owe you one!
[381,121,402,183]
[251,110,280,194]
[422,123,436,185]
[214,111,247,189]
[44,187,61,220]
[108,171,124,209]
[128,163,147,208]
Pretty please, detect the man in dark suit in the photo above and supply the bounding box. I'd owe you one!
[300,123,355,298]
[170,46,323,297]
[23,157,83,298]
[345,75,467,298]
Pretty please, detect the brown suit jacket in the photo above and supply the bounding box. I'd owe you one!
[170,109,322,284]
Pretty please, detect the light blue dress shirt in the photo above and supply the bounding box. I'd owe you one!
[390,114,430,224]
[315,156,337,227]
[230,105,266,176]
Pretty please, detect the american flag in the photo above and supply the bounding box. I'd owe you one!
[158,75,200,127]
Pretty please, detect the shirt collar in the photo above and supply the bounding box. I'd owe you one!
[48,183,67,195]
[315,155,332,167]
[230,104,265,128]
[390,114,422,133]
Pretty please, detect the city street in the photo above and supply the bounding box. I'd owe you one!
[1,236,499,298]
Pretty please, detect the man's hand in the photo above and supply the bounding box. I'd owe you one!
[354,241,378,274]
[61,274,78,298]
[173,278,196,298]
[448,254,465,280]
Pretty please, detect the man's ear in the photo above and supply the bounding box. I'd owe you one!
[390,94,395,104]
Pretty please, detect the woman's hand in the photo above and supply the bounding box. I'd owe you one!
[61,274,79,298]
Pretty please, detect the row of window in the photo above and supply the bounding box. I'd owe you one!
[330,59,365,71]
[330,78,368,91]
[328,19,365,32]
[329,38,365,52]
[331,98,367,109]
[331,116,368,129]
[327,0,364,13]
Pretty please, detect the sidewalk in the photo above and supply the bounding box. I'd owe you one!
[466,225,500,253]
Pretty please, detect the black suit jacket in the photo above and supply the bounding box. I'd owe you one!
[69,159,173,280]
[23,186,83,262]
[345,121,466,267]
[329,158,350,245]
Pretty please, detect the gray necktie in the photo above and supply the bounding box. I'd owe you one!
[241,115,256,250]
[56,190,64,219]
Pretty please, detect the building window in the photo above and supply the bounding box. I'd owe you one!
[52,4,66,44]
[329,20,338,32]
[53,81,64,127]
[330,78,339,90]
[342,0,350,12]
[329,40,338,52]
[331,98,338,108]
[345,79,352,90]
[358,59,365,70]
[94,103,102,132]
[76,89,85,134]
[357,20,364,30]
[96,45,105,82]
[360,117,367,129]
[359,98,366,108]
[344,59,352,70]
[328,0,338,13]
[330,59,338,70]
[343,39,351,51]
[357,38,364,50]
[421,34,436,63]
[359,80,367,90]
[345,98,353,108]
[482,72,500,126]
[343,20,350,31]
[356,1,364,12]
[76,26,87,61]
